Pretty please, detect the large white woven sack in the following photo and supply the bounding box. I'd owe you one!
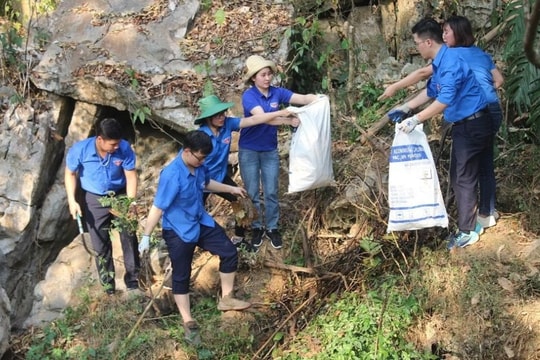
[387,123,448,232]
[287,95,334,193]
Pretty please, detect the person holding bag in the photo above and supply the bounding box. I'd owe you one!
[194,94,297,251]
[240,55,318,250]
[388,18,491,249]
[383,16,503,229]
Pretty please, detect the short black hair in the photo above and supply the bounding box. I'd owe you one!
[412,18,443,43]
[444,15,475,46]
[96,118,123,140]
[183,130,213,155]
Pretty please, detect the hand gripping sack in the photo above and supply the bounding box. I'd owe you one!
[287,95,334,193]
[387,124,448,232]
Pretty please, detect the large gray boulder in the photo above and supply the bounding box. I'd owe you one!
[30,0,201,131]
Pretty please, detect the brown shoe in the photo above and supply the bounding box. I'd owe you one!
[183,320,201,345]
[217,295,251,311]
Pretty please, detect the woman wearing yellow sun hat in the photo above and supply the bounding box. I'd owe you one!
[240,55,318,250]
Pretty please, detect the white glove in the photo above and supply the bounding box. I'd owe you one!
[139,235,150,255]
[398,115,420,134]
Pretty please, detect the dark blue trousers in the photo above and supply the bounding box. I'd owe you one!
[450,113,494,232]
[83,191,140,290]
[163,223,238,295]
[478,102,502,216]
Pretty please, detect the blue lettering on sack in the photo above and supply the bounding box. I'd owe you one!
[389,145,428,162]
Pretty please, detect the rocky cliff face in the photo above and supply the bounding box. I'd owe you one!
[0,0,499,356]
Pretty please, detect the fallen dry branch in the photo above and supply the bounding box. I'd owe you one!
[116,268,172,360]
[357,91,421,145]
[263,260,315,275]
[251,292,318,360]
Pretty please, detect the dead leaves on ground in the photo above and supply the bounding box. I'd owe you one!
[180,1,292,62]
[231,197,258,228]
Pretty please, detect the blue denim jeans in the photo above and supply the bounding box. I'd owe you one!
[478,102,502,216]
[238,148,280,230]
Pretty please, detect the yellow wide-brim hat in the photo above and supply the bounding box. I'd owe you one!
[243,55,277,83]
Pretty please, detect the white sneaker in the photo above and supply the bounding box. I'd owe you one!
[477,210,500,228]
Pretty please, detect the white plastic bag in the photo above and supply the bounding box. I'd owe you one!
[287,95,334,193]
[387,124,448,232]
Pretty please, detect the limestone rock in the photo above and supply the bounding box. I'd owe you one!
[30,0,201,132]
[0,288,11,357]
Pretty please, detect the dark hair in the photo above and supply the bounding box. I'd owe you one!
[183,130,213,155]
[96,118,123,140]
[444,15,475,46]
[412,18,443,43]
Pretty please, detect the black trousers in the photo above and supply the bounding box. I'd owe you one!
[450,113,494,232]
[83,191,140,290]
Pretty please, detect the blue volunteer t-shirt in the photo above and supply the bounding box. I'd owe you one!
[198,116,241,182]
[427,45,487,122]
[453,46,499,104]
[153,150,214,243]
[239,85,293,151]
[65,137,135,195]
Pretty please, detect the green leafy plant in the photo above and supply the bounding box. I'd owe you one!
[199,0,212,12]
[36,0,58,14]
[131,105,151,124]
[9,91,24,105]
[194,60,217,96]
[123,67,153,124]
[0,26,23,67]
[284,14,330,93]
[26,280,163,360]
[26,320,100,360]
[98,192,138,235]
[214,8,226,25]
[124,67,140,89]
[281,285,435,359]
[502,0,540,141]
[33,27,50,50]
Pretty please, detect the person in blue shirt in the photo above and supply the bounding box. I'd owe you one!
[240,55,318,250]
[390,18,492,249]
[382,16,503,229]
[195,95,297,250]
[442,16,502,229]
[65,117,140,295]
[138,131,251,345]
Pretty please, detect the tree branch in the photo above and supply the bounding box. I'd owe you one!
[524,0,540,68]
